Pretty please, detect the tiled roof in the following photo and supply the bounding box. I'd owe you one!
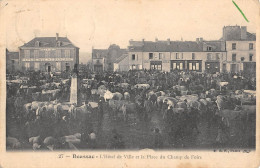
[221,31,256,41]
[128,40,227,52]
[246,32,256,41]
[20,37,79,48]
[203,41,224,52]
[92,47,128,62]
[114,54,128,63]
[129,41,204,52]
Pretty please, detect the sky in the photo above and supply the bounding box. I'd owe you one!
[1,0,258,63]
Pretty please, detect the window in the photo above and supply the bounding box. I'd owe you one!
[196,63,200,70]
[176,53,180,59]
[232,54,236,61]
[25,62,30,70]
[65,50,70,58]
[35,41,40,47]
[232,43,236,50]
[96,60,100,64]
[149,53,153,59]
[172,62,184,70]
[24,50,30,59]
[188,62,200,71]
[207,53,212,60]
[56,50,61,58]
[249,43,253,50]
[34,50,39,58]
[45,51,50,58]
[11,60,15,64]
[132,54,135,60]
[34,62,39,70]
[179,63,183,70]
[173,63,176,69]
[189,63,193,70]
[223,63,227,72]
[192,53,195,60]
[207,46,212,51]
[159,53,163,59]
[241,57,245,61]
[249,54,253,61]
[56,41,61,47]
[56,62,61,71]
[216,53,220,60]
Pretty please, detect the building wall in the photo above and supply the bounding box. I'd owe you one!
[19,47,78,72]
[128,52,143,70]
[225,41,256,72]
[142,52,171,71]
[129,51,227,72]
[118,56,129,71]
[6,58,19,73]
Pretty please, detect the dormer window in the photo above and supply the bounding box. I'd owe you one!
[207,46,212,51]
[56,41,62,47]
[35,41,40,47]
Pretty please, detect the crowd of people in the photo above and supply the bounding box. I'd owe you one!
[6,69,256,150]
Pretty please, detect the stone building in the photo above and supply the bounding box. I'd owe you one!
[221,26,256,74]
[6,49,19,73]
[92,44,127,72]
[113,53,129,72]
[128,38,226,73]
[19,33,79,72]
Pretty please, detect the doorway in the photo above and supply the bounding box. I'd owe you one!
[48,66,51,72]
[231,64,236,73]
[66,63,70,72]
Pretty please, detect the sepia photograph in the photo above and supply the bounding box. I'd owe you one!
[0,0,259,167]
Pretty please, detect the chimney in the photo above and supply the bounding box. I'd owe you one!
[167,38,170,45]
[56,33,59,41]
[241,26,247,40]
[196,38,200,43]
[155,38,158,42]
[199,37,203,42]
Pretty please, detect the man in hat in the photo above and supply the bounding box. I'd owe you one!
[164,105,174,134]
[153,128,163,149]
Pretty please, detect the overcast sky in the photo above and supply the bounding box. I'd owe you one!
[2,0,258,62]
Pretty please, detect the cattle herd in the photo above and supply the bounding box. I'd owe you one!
[6,70,256,150]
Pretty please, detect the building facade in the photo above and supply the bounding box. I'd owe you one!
[92,44,127,72]
[19,33,79,72]
[221,26,256,73]
[6,49,19,73]
[128,38,226,73]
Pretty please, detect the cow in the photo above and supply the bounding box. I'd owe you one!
[187,100,201,113]
[6,137,21,149]
[176,101,187,109]
[43,136,59,151]
[124,92,130,100]
[103,90,114,101]
[120,102,137,121]
[60,134,81,145]
[74,104,92,123]
[29,136,41,144]
[112,92,123,100]
[31,101,47,111]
